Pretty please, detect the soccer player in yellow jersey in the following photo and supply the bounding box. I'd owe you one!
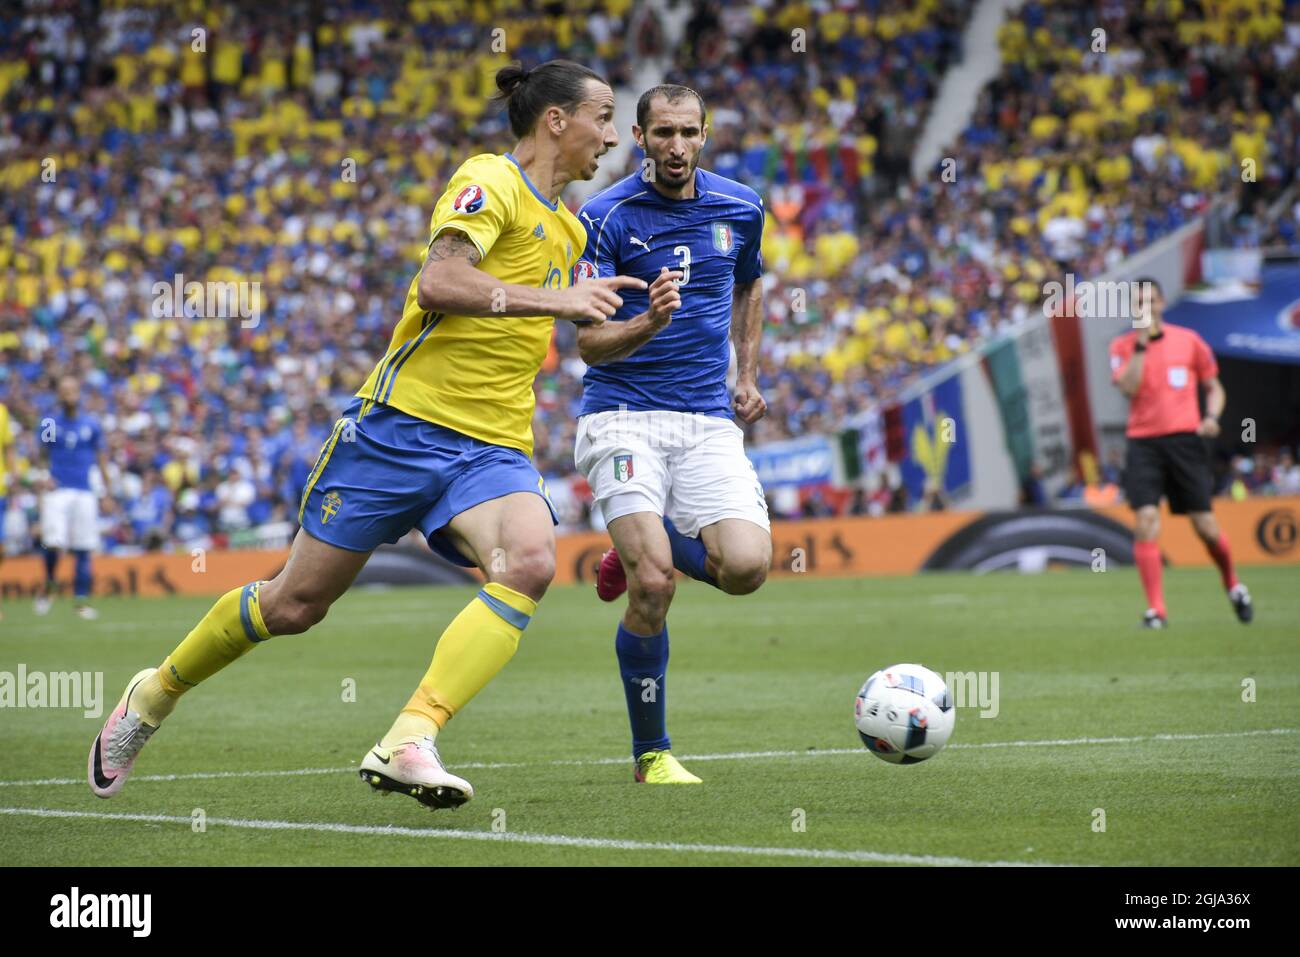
[0,401,14,623]
[88,61,651,809]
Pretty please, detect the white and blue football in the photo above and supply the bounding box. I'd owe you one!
[854,664,955,764]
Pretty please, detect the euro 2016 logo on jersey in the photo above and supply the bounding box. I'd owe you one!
[321,490,343,524]
[712,221,735,253]
[452,184,486,215]
[613,454,634,484]
[573,260,597,284]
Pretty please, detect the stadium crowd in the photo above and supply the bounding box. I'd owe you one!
[1,0,1298,554]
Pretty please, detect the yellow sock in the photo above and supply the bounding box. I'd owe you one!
[158,582,272,697]
[382,711,438,746]
[131,671,179,726]
[380,582,537,747]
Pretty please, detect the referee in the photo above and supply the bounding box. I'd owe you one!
[1110,277,1253,629]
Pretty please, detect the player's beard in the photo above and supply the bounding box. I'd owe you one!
[653,152,696,189]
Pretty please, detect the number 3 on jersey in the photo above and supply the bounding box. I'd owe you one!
[673,245,691,286]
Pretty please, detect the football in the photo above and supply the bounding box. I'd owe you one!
[854,664,956,764]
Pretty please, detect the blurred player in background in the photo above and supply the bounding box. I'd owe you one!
[0,400,14,623]
[573,85,771,784]
[1110,278,1253,629]
[35,376,107,621]
[88,60,646,810]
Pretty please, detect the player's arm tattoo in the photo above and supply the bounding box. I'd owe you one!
[416,226,560,318]
[423,229,481,269]
[417,228,485,312]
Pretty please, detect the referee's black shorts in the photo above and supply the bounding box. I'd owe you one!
[1123,431,1213,514]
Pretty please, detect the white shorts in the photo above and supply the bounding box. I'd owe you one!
[40,488,99,551]
[575,409,770,538]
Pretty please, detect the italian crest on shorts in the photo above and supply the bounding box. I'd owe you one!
[711,221,735,253]
[613,454,634,483]
[321,490,343,524]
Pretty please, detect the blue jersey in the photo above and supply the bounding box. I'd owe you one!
[48,413,101,491]
[575,168,764,417]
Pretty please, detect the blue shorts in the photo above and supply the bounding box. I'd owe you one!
[298,398,557,567]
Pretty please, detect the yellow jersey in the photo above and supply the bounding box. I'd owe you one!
[356,152,586,457]
[0,402,12,496]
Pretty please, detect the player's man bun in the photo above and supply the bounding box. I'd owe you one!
[494,63,530,98]
[492,59,607,138]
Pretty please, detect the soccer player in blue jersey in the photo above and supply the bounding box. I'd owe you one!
[573,85,772,784]
[35,375,108,620]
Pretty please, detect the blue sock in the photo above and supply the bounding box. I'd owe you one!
[43,547,59,588]
[73,550,92,600]
[615,623,670,758]
[663,517,717,587]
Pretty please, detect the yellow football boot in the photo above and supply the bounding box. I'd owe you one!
[634,750,702,784]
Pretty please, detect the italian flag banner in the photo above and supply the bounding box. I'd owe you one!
[981,314,1097,488]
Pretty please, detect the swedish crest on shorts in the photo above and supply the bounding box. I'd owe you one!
[321,490,343,524]
[613,454,634,483]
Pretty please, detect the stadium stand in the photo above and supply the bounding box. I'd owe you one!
[1,0,1297,553]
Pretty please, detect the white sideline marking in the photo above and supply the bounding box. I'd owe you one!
[0,767,353,788]
[0,728,1292,789]
[0,807,1061,867]
[18,611,461,633]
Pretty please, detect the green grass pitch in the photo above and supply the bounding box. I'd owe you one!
[1,566,1297,866]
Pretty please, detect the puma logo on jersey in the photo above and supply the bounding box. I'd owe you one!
[629,234,653,250]
[580,211,601,229]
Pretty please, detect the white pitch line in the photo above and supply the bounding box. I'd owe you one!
[17,620,194,633]
[552,727,1300,764]
[951,728,1300,749]
[0,728,1292,790]
[0,806,1063,867]
[15,610,467,633]
[0,767,353,788]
